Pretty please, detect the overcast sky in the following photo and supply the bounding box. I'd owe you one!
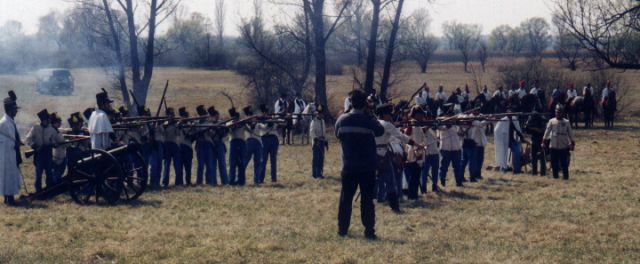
[0,0,555,36]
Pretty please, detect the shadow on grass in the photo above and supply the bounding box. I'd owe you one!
[121,199,163,208]
[402,198,445,210]
[438,190,481,200]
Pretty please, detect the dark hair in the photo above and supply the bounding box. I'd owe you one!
[350,89,367,110]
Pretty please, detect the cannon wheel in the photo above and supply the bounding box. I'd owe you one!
[118,151,147,201]
[68,149,124,205]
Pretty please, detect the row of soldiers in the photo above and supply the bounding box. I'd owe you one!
[334,89,576,240]
[15,89,328,196]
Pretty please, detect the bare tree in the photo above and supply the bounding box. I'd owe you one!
[214,0,225,48]
[443,21,481,72]
[488,25,511,53]
[363,0,393,94]
[334,0,368,66]
[477,39,488,72]
[507,26,525,56]
[303,0,350,107]
[520,17,551,60]
[405,8,438,73]
[378,0,405,100]
[75,0,181,110]
[552,0,640,70]
[552,14,583,71]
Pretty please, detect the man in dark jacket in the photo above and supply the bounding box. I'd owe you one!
[335,89,385,240]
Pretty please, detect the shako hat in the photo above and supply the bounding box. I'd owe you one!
[37,109,50,121]
[96,88,113,105]
[196,105,207,116]
[179,107,189,118]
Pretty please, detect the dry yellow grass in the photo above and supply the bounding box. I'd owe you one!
[0,62,639,263]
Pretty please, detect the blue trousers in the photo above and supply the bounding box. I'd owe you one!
[229,139,247,185]
[404,162,421,199]
[210,141,229,185]
[375,154,395,201]
[195,141,210,185]
[420,154,440,189]
[149,143,163,188]
[261,135,279,182]
[66,147,83,173]
[312,140,325,178]
[245,138,263,184]
[550,148,570,179]
[461,146,475,179]
[33,146,54,191]
[52,159,66,184]
[439,150,463,185]
[162,142,182,186]
[472,147,485,179]
[509,142,522,173]
[181,144,193,185]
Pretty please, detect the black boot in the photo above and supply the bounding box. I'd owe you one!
[364,229,378,240]
[432,184,440,193]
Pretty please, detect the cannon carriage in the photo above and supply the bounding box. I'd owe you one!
[22,145,148,205]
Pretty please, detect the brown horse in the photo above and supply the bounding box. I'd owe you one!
[566,95,596,128]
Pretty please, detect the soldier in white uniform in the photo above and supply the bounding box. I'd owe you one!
[542,105,575,180]
[88,90,115,150]
[0,91,22,205]
[310,105,328,180]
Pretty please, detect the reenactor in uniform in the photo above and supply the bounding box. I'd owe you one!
[260,104,279,183]
[437,108,464,187]
[178,107,194,185]
[525,111,547,176]
[162,107,183,187]
[374,104,415,212]
[194,105,212,185]
[209,106,229,185]
[66,113,90,173]
[88,90,116,150]
[0,91,22,205]
[227,107,248,185]
[542,105,575,180]
[149,112,164,188]
[50,112,67,183]
[243,106,264,185]
[310,104,328,179]
[403,107,427,199]
[26,109,56,191]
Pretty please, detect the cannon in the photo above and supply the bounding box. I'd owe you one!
[21,145,148,205]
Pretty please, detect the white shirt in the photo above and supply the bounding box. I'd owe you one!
[471,120,488,147]
[309,117,326,140]
[424,128,439,156]
[343,97,351,112]
[482,91,491,100]
[436,91,447,101]
[415,90,430,106]
[583,86,594,96]
[601,87,611,100]
[405,125,427,163]
[493,90,505,99]
[567,89,578,98]
[516,88,526,99]
[438,125,461,151]
[529,87,538,95]
[88,109,114,150]
[375,120,410,156]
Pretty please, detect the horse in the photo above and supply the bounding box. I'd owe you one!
[566,95,596,129]
[602,90,617,129]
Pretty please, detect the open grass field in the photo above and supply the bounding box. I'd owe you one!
[0,61,639,263]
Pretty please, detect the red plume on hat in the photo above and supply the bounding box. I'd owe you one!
[519,80,525,88]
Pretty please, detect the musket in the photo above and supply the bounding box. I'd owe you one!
[156,80,169,117]
[25,137,91,158]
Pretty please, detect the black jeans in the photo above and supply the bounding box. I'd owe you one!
[550,148,570,179]
[531,138,546,175]
[338,170,376,234]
